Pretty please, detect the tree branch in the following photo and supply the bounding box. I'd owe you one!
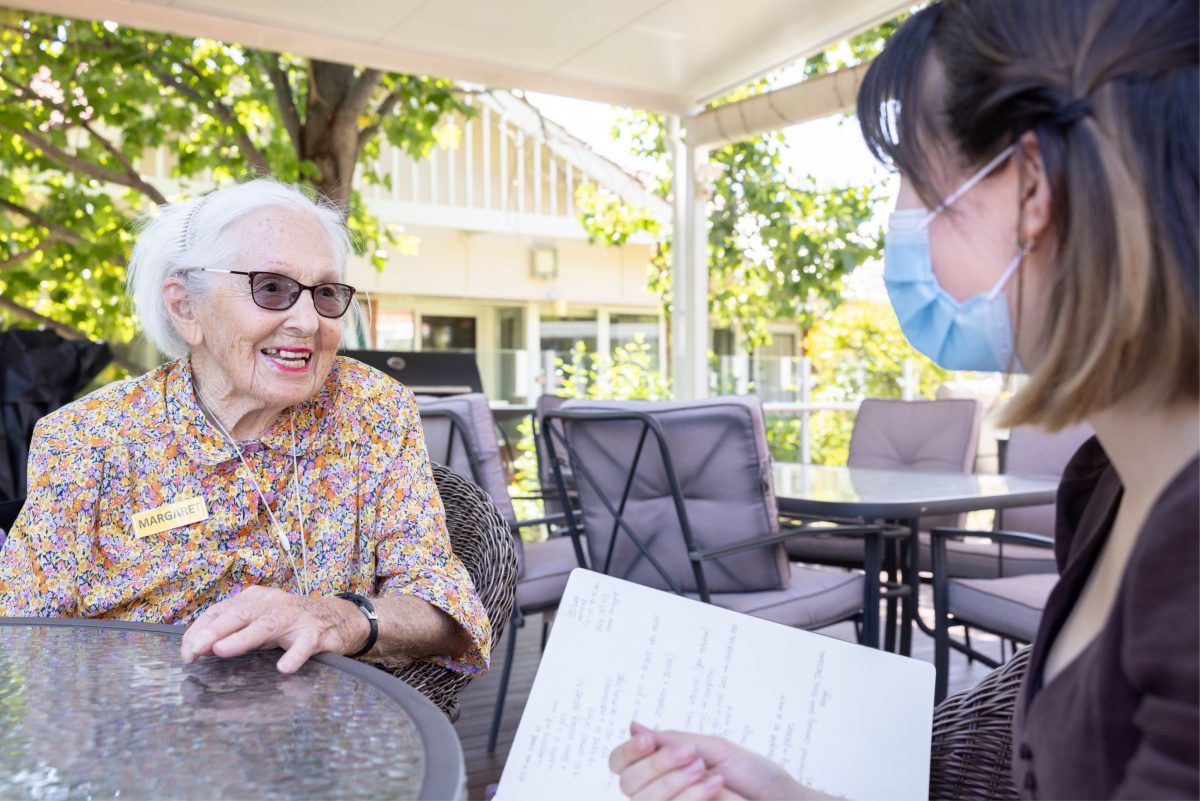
[145,61,271,175]
[264,54,303,155]
[0,295,84,339]
[0,241,53,271]
[5,125,161,199]
[81,120,169,204]
[0,198,86,245]
[345,68,383,121]
[357,87,404,150]
[0,67,166,202]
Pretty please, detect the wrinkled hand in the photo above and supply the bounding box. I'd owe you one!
[610,722,819,801]
[181,586,368,674]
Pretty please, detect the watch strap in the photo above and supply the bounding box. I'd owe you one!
[337,591,378,658]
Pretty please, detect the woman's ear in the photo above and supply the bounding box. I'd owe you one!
[162,277,205,348]
[1016,130,1053,247]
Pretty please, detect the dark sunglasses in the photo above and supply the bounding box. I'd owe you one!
[201,269,356,319]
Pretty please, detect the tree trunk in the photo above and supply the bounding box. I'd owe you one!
[302,61,379,210]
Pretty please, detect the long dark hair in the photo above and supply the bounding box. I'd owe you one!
[858,0,1198,428]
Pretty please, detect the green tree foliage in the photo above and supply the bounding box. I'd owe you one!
[508,336,671,527]
[766,300,948,465]
[0,12,470,365]
[801,14,910,78]
[583,111,882,349]
[554,336,671,401]
[575,14,921,351]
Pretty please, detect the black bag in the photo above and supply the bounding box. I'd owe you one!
[0,329,111,501]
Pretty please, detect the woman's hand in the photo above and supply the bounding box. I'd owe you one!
[180,585,368,673]
[610,722,827,801]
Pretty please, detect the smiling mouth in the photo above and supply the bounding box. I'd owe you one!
[261,347,311,367]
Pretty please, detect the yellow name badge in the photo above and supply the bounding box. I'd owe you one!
[132,496,210,539]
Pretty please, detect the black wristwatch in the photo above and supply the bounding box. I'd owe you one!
[337,592,378,658]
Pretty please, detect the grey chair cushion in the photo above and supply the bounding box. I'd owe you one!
[695,564,864,629]
[848,398,981,531]
[561,397,787,595]
[787,531,1058,580]
[917,534,1058,579]
[417,393,517,525]
[515,535,580,613]
[947,573,1057,642]
[999,423,1092,537]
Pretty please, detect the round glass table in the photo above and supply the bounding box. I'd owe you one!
[0,617,465,800]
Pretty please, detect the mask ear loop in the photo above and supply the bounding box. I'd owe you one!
[1002,144,1038,380]
[921,143,1018,228]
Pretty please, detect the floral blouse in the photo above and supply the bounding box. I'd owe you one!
[0,356,491,674]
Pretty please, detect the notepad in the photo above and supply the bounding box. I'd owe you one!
[496,569,934,801]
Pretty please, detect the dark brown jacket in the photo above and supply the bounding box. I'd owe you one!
[1012,438,1199,799]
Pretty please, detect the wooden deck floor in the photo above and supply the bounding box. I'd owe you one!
[452,590,1009,801]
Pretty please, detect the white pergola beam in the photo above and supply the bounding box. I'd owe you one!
[17,0,691,113]
[669,117,711,401]
[685,61,871,149]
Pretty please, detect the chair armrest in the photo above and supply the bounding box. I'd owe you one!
[509,512,569,532]
[689,522,902,562]
[929,527,1055,586]
[778,510,876,527]
[928,527,1055,549]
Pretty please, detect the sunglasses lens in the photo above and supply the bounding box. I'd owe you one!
[313,284,354,318]
[250,273,301,310]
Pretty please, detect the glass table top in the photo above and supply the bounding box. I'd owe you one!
[0,623,427,800]
[772,463,1059,516]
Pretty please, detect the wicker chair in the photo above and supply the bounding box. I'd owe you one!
[928,647,1030,800]
[385,463,518,721]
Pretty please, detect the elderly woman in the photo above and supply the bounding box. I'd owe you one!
[609,0,1197,799]
[0,179,490,676]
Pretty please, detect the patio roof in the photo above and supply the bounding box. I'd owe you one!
[17,0,908,115]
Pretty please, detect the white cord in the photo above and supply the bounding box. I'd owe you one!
[195,391,312,595]
[288,409,311,594]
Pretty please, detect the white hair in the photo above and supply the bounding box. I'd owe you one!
[126,178,355,359]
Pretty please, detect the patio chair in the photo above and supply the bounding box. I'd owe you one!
[929,646,1030,800]
[533,394,574,517]
[926,424,1091,701]
[544,397,885,638]
[415,393,586,751]
[929,529,1053,702]
[914,422,1093,578]
[786,398,983,565]
[784,398,981,649]
[390,462,518,720]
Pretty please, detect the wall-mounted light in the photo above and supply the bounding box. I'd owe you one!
[530,244,559,280]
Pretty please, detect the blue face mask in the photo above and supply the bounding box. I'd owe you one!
[884,144,1028,373]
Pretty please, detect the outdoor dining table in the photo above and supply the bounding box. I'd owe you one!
[0,617,465,801]
[771,463,1060,655]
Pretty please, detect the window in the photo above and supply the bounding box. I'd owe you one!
[421,316,476,351]
[540,316,598,357]
[611,313,661,368]
[376,309,415,350]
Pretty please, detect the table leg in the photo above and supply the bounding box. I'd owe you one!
[862,528,882,649]
[883,536,898,653]
[899,518,919,657]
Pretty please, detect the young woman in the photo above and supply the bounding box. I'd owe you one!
[609,0,1198,797]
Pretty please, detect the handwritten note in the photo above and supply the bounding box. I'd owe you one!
[496,569,934,801]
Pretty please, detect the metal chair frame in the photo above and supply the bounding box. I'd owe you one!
[544,407,900,647]
[930,527,1055,701]
[418,404,582,752]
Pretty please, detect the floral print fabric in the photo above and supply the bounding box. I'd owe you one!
[0,356,490,674]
